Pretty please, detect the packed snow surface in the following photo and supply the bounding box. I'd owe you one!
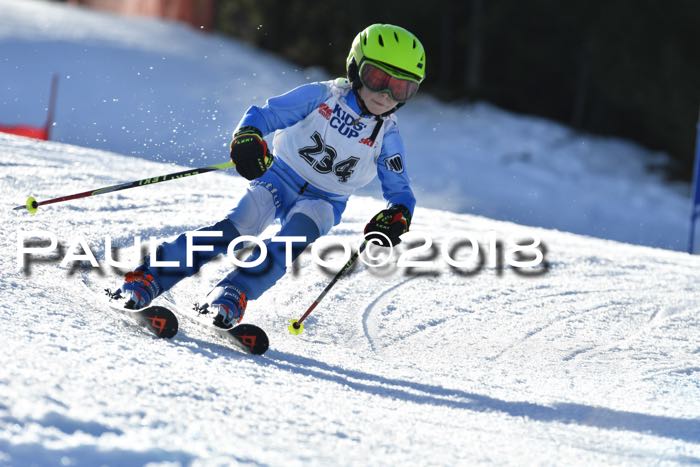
[2,134,700,465]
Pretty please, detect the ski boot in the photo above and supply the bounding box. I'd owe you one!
[119,267,162,310]
[207,285,247,329]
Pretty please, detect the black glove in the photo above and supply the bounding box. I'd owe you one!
[364,205,412,247]
[230,126,274,180]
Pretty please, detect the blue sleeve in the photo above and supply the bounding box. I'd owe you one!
[376,122,416,214]
[236,82,331,135]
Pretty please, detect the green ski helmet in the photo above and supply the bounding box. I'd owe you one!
[347,24,426,92]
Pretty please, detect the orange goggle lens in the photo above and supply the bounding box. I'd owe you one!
[359,61,420,103]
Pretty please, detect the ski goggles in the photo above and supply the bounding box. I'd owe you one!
[358,60,421,103]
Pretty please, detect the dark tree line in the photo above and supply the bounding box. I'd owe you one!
[215,0,700,180]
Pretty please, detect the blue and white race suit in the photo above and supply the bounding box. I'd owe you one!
[148,79,416,300]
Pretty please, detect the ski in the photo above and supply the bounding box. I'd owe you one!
[107,302,179,338]
[181,302,270,355]
[105,289,179,338]
[212,323,269,355]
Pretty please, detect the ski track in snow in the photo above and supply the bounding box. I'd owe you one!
[361,276,420,353]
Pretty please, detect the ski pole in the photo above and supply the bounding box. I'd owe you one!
[13,160,234,214]
[288,241,367,335]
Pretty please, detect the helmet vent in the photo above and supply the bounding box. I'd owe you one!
[394,31,399,42]
[413,39,416,49]
[378,34,384,47]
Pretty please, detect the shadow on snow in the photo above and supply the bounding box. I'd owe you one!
[260,351,700,447]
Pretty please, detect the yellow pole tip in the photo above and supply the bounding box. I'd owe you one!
[26,196,38,215]
[287,319,304,335]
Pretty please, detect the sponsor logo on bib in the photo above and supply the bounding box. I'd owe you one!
[331,104,366,139]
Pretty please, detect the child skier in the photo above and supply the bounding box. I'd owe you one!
[119,24,425,328]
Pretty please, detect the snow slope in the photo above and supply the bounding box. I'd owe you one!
[2,134,700,465]
[0,0,692,251]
